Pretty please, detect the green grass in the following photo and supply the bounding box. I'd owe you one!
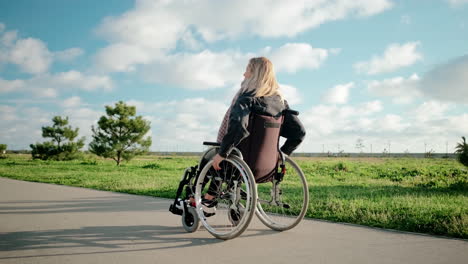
[1,154,467,238]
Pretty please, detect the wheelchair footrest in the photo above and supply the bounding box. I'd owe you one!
[169,204,183,215]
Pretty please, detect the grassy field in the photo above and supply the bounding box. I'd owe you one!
[0,154,467,238]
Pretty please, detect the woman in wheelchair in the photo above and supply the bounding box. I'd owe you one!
[170,57,308,240]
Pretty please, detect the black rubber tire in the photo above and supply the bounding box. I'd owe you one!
[182,207,200,233]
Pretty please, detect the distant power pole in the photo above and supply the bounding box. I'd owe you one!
[370,144,373,154]
[424,142,427,153]
[446,141,448,156]
[388,141,391,153]
[322,144,325,153]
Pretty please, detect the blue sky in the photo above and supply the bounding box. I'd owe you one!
[0,0,467,153]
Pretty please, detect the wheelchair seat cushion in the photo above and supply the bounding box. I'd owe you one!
[238,113,283,183]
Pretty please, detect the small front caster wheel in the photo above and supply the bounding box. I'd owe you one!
[182,207,200,233]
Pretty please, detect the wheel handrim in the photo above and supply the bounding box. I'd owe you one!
[195,158,255,238]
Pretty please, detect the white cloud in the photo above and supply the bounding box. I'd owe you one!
[279,83,302,106]
[98,0,393,40]
[410,100,453,123]
[0,101,105,150]
[61,96,82,108]
[367,74,421,104]
[377,114,409,132]
[0,105,16,121]
[63,107,103,143]
[0,26,85,75]
[42,88,58,98]
[446,0,468,7]
[94,43,161,72]
[94,0,392,73]
[0,71,113,98]
[367,56,468,104]
[140,49,251,90]
[329,48,342,55]
[54,48,84,62]
[129,97,229,151]
[354,42,423,75]
[0,30,17,47]
[139,43,332,90]
[8,37,53,74]
[0,78,56,98]
[0,106,51,149]
[297,99,468,153]
[397,101,468,152]
[445,113,468,134]
[419,55,468,104]
[265,43,328,73]
[53,71,114,91]
[95,3,185,49]
[301,102,378,138]
[357,100,383,115]
[0,23,5,33]
[190,0,394,39]
[0,79,25,93]
[1,97,466,153]
[126,99,146,111]
[322,82,354,104]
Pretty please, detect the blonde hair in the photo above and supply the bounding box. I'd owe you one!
[241,57,283,101]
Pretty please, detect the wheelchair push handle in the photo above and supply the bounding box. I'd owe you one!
[283,109,299,116]
[203,141,221,146]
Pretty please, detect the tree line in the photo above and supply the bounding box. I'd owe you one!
[29,101,151,165]
[1,100,468,167]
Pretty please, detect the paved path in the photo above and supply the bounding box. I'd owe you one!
[0,177,467,264]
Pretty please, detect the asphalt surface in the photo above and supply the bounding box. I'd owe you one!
[0,177,467,264]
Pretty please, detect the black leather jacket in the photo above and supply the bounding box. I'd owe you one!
[218,93,306,157]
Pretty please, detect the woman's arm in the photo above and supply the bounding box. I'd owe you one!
[217,95,253,158]
[280,101,306,155]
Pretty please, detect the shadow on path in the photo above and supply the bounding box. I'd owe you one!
[0,224,278,259]
[0,225,218,259]
[0,196,168,215]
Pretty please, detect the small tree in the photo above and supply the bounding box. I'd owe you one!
[30,116,85,160]
[89,101,151,165]
[455,136,468,167]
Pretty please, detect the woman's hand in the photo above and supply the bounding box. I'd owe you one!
[212,154,225,170]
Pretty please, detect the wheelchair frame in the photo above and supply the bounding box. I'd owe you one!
[169,143,309,240]
[168,145,245,216]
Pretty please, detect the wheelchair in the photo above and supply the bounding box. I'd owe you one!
[169,110,309,240]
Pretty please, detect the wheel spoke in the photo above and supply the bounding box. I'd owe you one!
[195,156,256,240]
[256,156,309,231]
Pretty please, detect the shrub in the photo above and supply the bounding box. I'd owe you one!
[30,116,85,160]
[334,162,348,172]
[0,144,7,159]
[455,136,468,167]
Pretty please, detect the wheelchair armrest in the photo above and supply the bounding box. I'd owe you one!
[203,141,221,146]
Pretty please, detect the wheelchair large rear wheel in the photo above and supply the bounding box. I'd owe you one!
[194,156,257,240]
[256,156,309,231]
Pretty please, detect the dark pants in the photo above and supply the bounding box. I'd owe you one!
[195,148,241,197]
